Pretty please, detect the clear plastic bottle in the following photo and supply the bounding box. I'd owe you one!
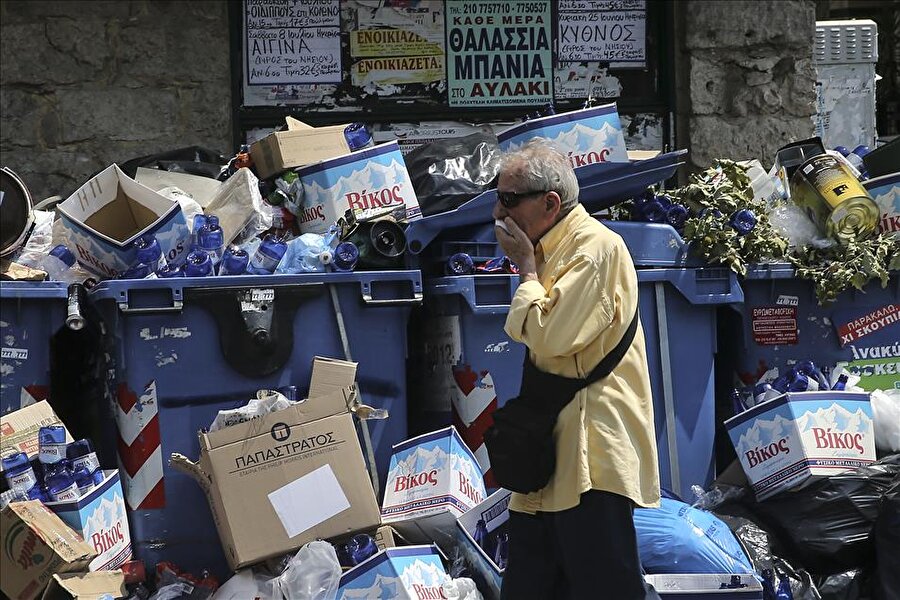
[248,235,287,275]
[45,462,79,502]
[448,253,475,275]
[493,532,509,569]
[156,263,186,278]
[135,235,167,271]
[346,534,378,565]
[846,145,870,178]
[38,425,67,465]
[120,262,152,280]
[73,466,96,496]
[344,123,374,152]
[198,215,225,265]
[832,373,849,391]
[333,242,359,272]
[192,214,209,247]
[67,439,104,485]
[2,452,38,494]
[220,246,249,276]
[184,247,214,277]
[41,245,79,282]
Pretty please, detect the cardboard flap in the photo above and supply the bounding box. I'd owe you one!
[9,501,96,561]
[170,453,207,484]
[202,388,353,450]
[286,116,314,130]
[309,356,358,399]
[42,571,126,600]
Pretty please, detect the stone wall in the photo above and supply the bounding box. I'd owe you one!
[676,0,818,170]
[0,0,232,202]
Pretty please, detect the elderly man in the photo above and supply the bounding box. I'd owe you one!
[491,139,661,599]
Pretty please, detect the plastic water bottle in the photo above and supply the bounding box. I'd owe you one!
[775,577,794,600]
[41,245,78,282]
[474,519,489,551]
[846,145,870,179]
[199,215,225,265]
[120,262,152,280]
[332,242,359,272]
[73,466,96,496]
[729,209,758,235]
[67,439,104,485]
[38,425,67,465]
[156,263,186,278]
[2,452,38,494]
[184,247,214,277]
[192,214,209,247]
[344,123,374,152]
[44,462,79,502]
[666,204,689,230]
[135,235,167,271]
[346,534,378,565]
[493,532,509,569]
[795,360,829,390]
[639,198,668,223]
[730,389,746,415]
[788,372,819,392]
[832,373,849,391]
[448,253,475,275]
[219,246,249,276]
[248,235,287,275]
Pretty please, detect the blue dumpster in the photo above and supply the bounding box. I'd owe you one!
[722,264,899,391]
[1,281,69,414]
[410,260,743,500]
[90,271,422,578]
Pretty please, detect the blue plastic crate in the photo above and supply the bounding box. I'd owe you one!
[410,267,743,499]
[89,271,422,579]
[1,281,70,414]
[723,264,900,391]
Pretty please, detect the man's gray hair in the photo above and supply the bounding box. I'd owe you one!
[500,139,580,216]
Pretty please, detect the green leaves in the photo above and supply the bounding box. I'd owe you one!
[631,160,898,305]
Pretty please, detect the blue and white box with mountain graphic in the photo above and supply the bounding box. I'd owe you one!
[295,141,421,235]
[725,391,875,500]
[496,103,629,168]
[337,545,450,600]
[381,426,486,545]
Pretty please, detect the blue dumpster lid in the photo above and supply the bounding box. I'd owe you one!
[406,149,688,254]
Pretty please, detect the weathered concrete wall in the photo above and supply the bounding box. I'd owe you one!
[676,0,818,170]
[0,0,232,202]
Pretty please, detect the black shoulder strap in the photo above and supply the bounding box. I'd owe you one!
[519,304,641,411]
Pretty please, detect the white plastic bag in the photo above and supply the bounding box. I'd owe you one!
[211,569,275,600]
[208,390,293,432]
[870,389,900,452]
[271,540,341,600]
[442,577,484,600]
[12,209,55,268]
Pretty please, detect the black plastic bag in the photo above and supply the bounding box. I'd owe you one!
[815,570,870,600]
[744,455,900,575]
[404,132,501,217]
[118,146,227,180]
[873,481,900,600]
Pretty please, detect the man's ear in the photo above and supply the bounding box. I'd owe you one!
[546,191,562,217]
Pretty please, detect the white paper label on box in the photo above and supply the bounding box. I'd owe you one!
[268,464,351,538]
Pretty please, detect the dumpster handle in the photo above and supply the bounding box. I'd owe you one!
[655,281,682,496]
[118,300,184,314]
[361,292,423,306]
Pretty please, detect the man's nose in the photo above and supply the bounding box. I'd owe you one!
[492,201,506,220]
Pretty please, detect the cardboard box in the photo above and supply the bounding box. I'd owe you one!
[0,401,73,472]
[1,501,96,600]
[455,489,511,600]
[497,103,629,168]
[337,545,450,600]
[45,471,132,572]
[863,171,899,239]
[41,571,126,600]
[56,164,191,278]
[725,391,876,500]
[170,357,381,570]
[249,117,353,179]
[295,141,421,234]
[134,168,223,209]
[380,427,486,546]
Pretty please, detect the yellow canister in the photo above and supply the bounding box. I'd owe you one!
[790,154,879,244]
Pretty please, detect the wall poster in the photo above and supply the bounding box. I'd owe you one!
[557,0,647,67]
[445,0,553,108]
[242,0,342,106]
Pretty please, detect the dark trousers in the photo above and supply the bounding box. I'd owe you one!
[500,490,660,600]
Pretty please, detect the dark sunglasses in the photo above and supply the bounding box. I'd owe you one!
[497,189,548,208]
